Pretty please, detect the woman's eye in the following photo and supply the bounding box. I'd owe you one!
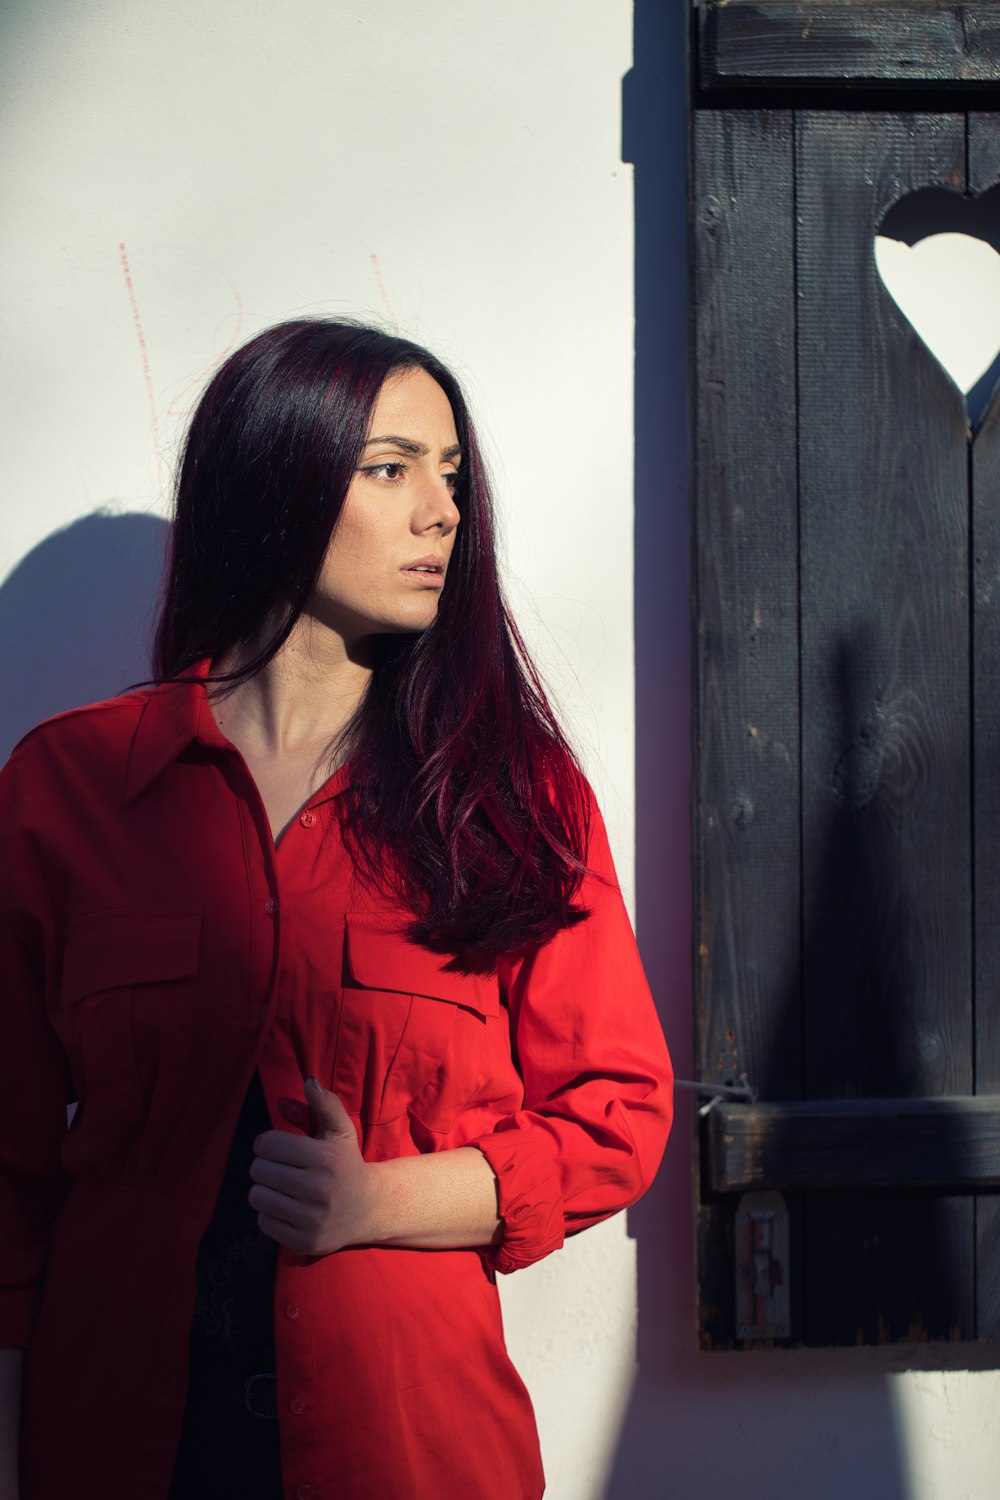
[358,461,461,494]
[361,462,406,483]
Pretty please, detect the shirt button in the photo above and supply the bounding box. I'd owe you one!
[299,810,317,828]
[284,1102,304,1125]
[289,1395,307,1416]
[296,1486,313,1500]
[285,1302,301,1320]
[264,896,279,915]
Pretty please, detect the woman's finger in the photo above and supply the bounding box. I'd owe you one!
[305,1078,357,1140]
[249,1156,310,1193]
[255,1212,305,1251]
[248,1182,310,1224]
[253,1128,325,1166]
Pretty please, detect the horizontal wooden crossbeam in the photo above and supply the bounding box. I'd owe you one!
[700,2,1000,89]
[704,1096,1000,1191]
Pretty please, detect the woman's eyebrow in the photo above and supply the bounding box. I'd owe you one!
[364,436,463,462]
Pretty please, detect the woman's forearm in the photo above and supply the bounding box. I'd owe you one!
[0,1347,22,1500]
[364,1146,502,1250]
[252,1083,504,1257]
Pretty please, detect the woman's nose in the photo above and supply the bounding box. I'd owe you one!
[415,475,461,533]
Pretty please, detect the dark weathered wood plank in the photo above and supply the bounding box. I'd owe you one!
[807,1191,972,1344]
[693,108,800,1348]
[701,2,1000,89]
[797,111,973,1342]
[799,110,971,1119]
[707,1097,1000,1190]
[971,111,1000,1339]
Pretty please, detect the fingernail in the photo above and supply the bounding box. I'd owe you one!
[306,1076,323,1093]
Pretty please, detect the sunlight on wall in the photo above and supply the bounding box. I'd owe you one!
[892,1369,1000,1500]
[0,4,635,1497]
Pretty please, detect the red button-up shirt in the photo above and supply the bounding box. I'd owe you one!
[0,669,673,1500]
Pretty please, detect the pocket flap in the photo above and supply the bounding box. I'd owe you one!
[344,914,499,1017]
[60,909,203,1007]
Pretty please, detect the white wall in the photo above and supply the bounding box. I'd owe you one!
[2,2,999,1497]
[0,1,638,1492]
[0,0,635,825]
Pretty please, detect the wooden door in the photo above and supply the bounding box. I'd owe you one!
[693,1,1000,1348]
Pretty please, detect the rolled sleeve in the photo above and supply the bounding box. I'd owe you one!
[474,1123,565,1273]
[471,789,673,1275]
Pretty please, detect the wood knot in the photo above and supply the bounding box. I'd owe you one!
[730,791,754,830]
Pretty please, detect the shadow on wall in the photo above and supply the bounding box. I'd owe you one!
[608,2,914,1497]
[0,511,169,760]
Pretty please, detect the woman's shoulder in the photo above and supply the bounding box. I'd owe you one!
[3,688,155,782]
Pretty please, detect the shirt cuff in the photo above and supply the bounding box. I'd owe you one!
[472,1124,566,1274]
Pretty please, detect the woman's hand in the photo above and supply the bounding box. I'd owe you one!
[250,1076,502,1255]
[249,1078,374,1255]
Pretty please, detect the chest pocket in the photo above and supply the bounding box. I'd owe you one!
[337,913,500,1134]
[57,909,203,1123]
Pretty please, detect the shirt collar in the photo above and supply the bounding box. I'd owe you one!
[125,659,225,804]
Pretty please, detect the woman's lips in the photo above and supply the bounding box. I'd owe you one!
[401,560,445,587]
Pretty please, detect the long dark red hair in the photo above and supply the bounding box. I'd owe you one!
[155,319,590,969]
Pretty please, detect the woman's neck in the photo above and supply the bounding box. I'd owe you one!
[210,615,374,763]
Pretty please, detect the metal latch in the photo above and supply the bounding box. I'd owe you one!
[735,1190,790,1340]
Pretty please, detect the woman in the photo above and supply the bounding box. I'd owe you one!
[0,319,672,1500]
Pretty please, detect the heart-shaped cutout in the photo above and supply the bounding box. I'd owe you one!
[875,185,1000,427]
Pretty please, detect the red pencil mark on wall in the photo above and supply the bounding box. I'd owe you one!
[370,253,399,330]
[166,289,246,418]
[118,241,165,494]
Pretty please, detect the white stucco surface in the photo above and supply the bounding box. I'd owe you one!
[2,2,999,1496]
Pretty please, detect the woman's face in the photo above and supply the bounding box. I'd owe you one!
[307,366,462,646]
